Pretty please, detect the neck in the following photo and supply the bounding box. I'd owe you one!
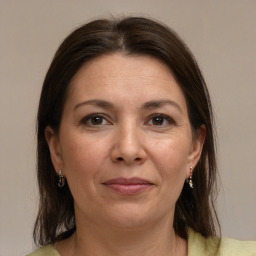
[56,215,187,256]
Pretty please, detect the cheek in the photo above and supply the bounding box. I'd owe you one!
[149,136,190,184]
[59,134,111,206]
[144,136,191,214]
[60,133,109,181]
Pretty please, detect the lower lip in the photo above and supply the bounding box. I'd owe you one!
[104,184,152,195]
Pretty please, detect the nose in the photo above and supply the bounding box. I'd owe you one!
[110,122,147,165]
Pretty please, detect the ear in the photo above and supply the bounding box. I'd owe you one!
[45,126,63,173]
[186,125,206,178]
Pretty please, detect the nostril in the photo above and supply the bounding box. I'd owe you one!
[116,157,142,162]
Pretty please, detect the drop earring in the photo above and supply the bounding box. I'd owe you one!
[188,166,193,188]
[57,170,65,188]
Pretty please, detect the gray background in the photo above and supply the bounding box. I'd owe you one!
[0,0,255,255]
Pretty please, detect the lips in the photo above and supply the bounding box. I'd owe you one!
[102,177,154,195]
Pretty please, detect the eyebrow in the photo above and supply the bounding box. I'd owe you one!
[74,99,182,113]
[142,100,182,113]
[74,99,114,111]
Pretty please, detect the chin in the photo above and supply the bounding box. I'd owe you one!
[98,203,161,229]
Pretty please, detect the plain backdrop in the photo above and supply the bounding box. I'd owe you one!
[0,0,255,255]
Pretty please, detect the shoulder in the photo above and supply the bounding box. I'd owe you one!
[26,245,60,256]
[187,228,256,256]
[219,237,256,255]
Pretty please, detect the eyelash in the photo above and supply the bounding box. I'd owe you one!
[80,113,175,127]
[146,113,175,127]
[80,113,110,126]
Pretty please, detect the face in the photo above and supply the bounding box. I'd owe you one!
[46,53,205,230]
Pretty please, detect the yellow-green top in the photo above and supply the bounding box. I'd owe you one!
[27,228,256,256]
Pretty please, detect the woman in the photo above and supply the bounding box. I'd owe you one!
[28,16,256,255]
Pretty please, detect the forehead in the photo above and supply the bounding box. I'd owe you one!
[66,53,187,111]
[72,53,177,86]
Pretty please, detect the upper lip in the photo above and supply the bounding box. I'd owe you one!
[103,177,153,185]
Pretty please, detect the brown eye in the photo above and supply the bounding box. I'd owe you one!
[147,114,175,127]
[81,114,109,126]
[90,116,104,125]
[152,116,164,125]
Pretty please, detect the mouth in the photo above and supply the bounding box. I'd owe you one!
[102,177,154,195]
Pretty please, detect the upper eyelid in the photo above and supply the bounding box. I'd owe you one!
[147,113,175,121]
[80,112,175,124]
[82,113,107,119]
[145,114,176,126]
[80,113,110,124]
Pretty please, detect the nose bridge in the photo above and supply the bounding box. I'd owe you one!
[120,119,139,149]
[112,117,146,164]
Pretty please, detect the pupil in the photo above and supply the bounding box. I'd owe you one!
[153,117,163,125]
[91,117,102,125]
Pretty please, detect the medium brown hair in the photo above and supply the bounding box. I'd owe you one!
[34,16,220,246]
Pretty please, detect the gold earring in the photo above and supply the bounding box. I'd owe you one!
[57,170,65,188]
[188,166,193,188]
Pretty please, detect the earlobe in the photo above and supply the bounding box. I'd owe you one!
[187,125,206,176]
[45,126,63,172]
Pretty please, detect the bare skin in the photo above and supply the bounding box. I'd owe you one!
[46,53,205,256]
[55,219,187,256]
